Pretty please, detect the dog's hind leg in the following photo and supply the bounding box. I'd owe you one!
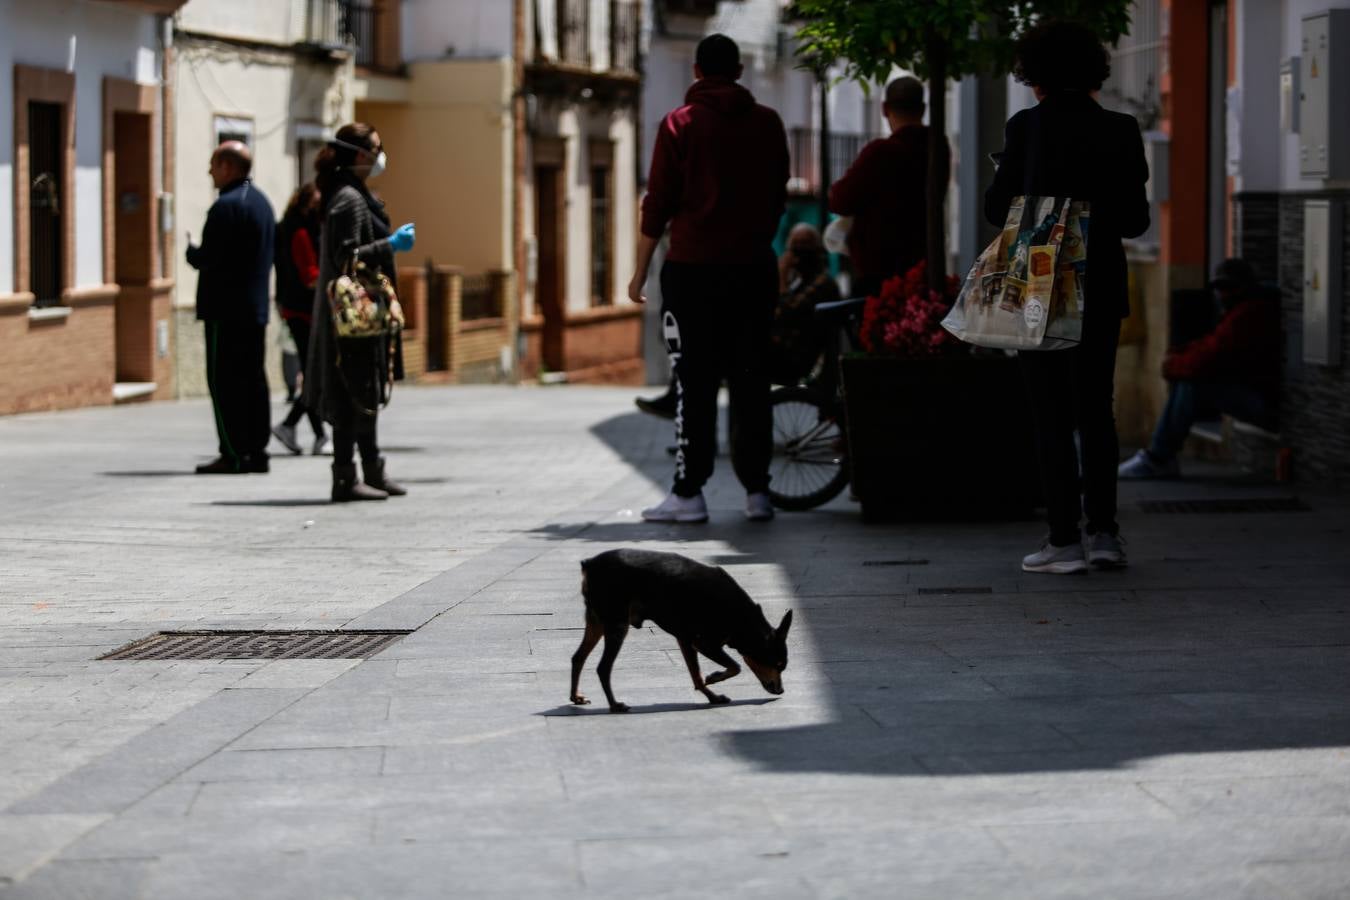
[570,618,603,706]
[696,642,741,686]
[596,625,630,713]
[677,639,730,705]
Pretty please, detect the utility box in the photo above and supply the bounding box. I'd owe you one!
[1300,10,1350,180]
[1302,199,1343,367]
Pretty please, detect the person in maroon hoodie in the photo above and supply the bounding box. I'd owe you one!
[1119,258,1281,479]
[829,76,950,298]
[629,34,790,524]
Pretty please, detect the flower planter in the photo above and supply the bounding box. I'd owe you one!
[841,354,1041,521]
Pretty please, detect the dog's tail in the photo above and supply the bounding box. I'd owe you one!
[579,558,600,624]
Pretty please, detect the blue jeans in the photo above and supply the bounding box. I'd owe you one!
[1149,380,1273,461]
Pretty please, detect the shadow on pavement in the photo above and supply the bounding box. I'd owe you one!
[207,499,333,507]
[99,470,199,477]
[538,698,779,717]
[582,407,1350,776]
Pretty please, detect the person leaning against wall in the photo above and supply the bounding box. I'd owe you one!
[984,20,1150,574]
[305,123,416,502]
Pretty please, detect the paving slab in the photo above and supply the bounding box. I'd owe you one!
[2,384,1349,898]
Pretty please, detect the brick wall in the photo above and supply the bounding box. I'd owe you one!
[1275,192,1350,487]
[0,296,116,415]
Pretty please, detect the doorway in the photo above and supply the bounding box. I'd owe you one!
[534,163,565,372]
[113,110,156,382]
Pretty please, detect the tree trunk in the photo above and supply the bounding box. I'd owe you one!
[925,39,948,292]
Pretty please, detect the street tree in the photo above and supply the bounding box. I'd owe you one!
[793,0,1132,289]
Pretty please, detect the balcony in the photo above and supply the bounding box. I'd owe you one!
[306,0,401,72]
[611,1,640,74]
[527,0,641,102]
[557,0,590,68]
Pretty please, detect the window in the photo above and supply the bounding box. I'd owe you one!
[28,101,64,307]
[213,115,254,148]
[589,142,614,306]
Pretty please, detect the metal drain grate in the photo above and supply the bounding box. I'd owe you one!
[99,630,411,661]
[1140,497,1308,515]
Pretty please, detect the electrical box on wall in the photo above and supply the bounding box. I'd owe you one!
[1302,199,1343,367]
[1299,10,1350,180]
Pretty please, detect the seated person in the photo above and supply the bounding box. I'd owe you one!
[1120,258,1280,479]
[770,223,840,385]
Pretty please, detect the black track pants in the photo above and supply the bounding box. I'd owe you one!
[204,320,270,462]
[659,256,776,498]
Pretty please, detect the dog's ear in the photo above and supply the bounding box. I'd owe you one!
[776,609,793,639]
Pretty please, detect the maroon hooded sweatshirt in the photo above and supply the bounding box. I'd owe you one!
[641,77,789,265]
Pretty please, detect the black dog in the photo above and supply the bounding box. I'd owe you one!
[569,549,793,713]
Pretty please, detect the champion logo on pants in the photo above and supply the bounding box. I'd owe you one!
[662,310,689,485]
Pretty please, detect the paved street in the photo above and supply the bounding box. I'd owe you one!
[2,384,1349,899]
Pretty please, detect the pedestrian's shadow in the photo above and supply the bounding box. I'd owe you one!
[538,698,778,717]
[207,499,332,507]
[100,470,198,478]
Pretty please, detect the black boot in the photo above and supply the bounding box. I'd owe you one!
[332,462,387,502]
[363,456,406,496]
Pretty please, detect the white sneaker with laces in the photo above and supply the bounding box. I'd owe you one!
[271,423,301,455]
[1022,540,1089,574]
[1118,449,1180,479]
[1087,531,1128,568]
[745,492,775,521]
[641,492,708,523]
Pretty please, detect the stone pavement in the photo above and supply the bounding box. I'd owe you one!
[1,385,1348,899]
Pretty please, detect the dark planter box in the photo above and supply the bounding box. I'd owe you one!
[841,354,1041,521]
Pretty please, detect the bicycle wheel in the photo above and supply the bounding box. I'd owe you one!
[768,385,850,511]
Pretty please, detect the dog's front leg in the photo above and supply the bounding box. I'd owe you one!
[677,639,729,705]
[596,625,630,712]
[697,642,741,686]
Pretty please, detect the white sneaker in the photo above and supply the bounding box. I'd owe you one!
[1118,449,1180,479]
[641,492,708,523]
[312,434,330,456]
[745,492,775,521]
[1022,540,1089,574]
[271,423,301,455]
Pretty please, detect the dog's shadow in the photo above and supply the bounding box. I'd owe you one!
[537,697,779,717]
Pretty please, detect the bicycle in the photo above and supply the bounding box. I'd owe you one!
[767,296,866,511]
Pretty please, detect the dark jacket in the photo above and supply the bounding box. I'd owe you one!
[275,212,320,319]
[984,92,1150,319]
[829,125,950,281]
[640,77,789,265]
[303,174,403,423]
[1164,288,1281,401]
[186,179,275,325]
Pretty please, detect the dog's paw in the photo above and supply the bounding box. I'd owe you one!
[570,694,591,706]
[706,668,738,685]
[608,702,630,714]
[707,693,730,705]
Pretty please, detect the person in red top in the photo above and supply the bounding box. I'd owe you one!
[829,76,950,298]
[629,33,789,524]
[270,183,328,455]
[1120,258,1281,479]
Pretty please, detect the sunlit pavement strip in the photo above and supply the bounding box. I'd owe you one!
[2,384,1349,898]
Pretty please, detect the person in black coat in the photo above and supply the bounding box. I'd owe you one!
[305,123,415,502]
[984,20,1150,573]
[186,141,276,474]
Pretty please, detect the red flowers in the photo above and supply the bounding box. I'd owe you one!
[858,260,961,357]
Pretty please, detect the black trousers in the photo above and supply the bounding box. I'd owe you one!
[280,317,325,436]
[1018,311,1123,545]
[204,320,271,462]
[660,256,775,498]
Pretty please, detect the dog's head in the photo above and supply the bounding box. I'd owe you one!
[742,610,793,695]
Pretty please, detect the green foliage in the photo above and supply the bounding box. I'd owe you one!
[792,0,1134,86]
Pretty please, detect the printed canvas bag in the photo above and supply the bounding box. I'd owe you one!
[327,258,405,340]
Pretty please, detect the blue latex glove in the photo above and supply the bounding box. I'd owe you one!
[389,223,416,253]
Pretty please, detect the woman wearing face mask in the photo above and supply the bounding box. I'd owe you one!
[306,122,417,501]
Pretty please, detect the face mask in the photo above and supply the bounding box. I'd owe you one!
[369,151,387,178]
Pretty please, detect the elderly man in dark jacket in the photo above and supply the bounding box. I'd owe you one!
[985,21,1150,574]
[186,141,275,474]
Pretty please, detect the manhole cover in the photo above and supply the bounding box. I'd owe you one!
[99,630,410,661]
[1140,497,1308,514]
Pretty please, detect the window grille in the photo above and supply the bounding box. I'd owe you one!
[28,101,63,308]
